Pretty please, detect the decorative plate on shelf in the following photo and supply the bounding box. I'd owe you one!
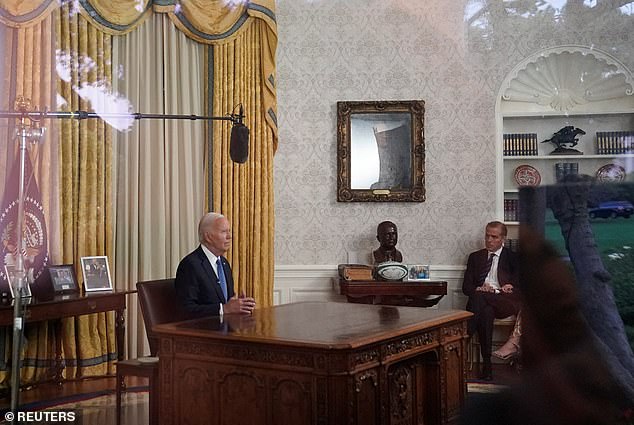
[514,165,541,186]
[596,164,626,182]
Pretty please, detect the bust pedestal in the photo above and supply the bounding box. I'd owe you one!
[338,279,447,308]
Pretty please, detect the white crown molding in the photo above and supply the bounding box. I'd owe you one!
[501,45,634,112]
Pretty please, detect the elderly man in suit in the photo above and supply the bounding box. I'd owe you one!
[175,212,256,316]
[462,221,520,381]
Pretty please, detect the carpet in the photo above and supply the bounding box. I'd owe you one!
[467,381,507,393]
[0,387,148,425]
[0,383,499,424]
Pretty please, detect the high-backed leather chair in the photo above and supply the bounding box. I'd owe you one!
[116,278,194,425]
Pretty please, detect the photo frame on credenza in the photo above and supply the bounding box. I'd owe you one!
[80,256,113,292]
[48,264,79,294]
[4,264,33,298]
[407,264,431,281]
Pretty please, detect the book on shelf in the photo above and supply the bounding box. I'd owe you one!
[503,133,538,156]
[504,199,520,222]
[506,238,519,253]
[596,131,633,155]
[555,162,579,183]
[338,264,374,281]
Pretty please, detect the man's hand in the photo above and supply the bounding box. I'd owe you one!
[476,283,496,293]
[501,283,514,294]
[224,292,256,314]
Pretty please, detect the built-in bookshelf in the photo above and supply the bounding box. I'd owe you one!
[501,115,634,241]
[501,114,634,192]
[496,46,634,240]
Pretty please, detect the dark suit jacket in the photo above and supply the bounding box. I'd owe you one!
[462,247,519,310]
[175,245,235,316]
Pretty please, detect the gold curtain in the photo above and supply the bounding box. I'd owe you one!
[93,0,278,308]
[0,0,58,28]
[0,12,59,385]
[1,0,276,377]
[153,0,278,308]
[56,4,115,377]
[209,17,276,307]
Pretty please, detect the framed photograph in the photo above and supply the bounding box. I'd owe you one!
[80,256,113,292]
[48,264,79,294]
[407,264,431,282]
[4,264,33,297]
[337,100,426,202]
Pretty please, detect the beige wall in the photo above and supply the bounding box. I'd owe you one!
[274,0,634,267]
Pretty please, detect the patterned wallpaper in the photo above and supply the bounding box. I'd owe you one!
[274,0,634,266]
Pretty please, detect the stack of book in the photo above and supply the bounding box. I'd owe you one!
[596,131,633,154]
[338,264,374,281]
[555,162,579,182]
[506,238,519,252]
[504,199,520,222]
[503,133,538,156]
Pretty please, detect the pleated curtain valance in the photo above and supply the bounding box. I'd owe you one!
[0,0,276,44]
[0,0,278,138]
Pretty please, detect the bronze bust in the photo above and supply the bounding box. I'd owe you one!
[372,221,403,264]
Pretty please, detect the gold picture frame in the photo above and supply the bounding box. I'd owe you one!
[337,100,426,202]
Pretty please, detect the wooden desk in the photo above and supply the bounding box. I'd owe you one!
[339,279,448,307]
[0,290,134,381]
[156,302,471,425]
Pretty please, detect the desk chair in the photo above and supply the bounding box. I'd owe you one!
[116,278,193,425]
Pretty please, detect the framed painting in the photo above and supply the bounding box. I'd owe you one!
[337,100,425,202]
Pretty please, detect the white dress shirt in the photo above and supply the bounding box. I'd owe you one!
[200,244,224,315]
[484,246,504,290]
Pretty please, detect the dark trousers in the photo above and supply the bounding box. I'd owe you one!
[468,292,520,364]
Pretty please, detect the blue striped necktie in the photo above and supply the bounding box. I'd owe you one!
[216,257,228,301]
[480,253,495,284]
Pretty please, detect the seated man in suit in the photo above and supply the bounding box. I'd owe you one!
[372,221,403,264]
[175,212,256,316]
[462,221,520,380]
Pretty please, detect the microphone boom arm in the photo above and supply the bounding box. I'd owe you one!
[0,109,242,124]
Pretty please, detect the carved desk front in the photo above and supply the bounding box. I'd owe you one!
[156,301,471,425]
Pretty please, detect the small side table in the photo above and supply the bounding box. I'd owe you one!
[338,279,447,307]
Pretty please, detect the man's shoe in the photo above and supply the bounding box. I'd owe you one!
[479,363,493,381]
[479,370,493,381]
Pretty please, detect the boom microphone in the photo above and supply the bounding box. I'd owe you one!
[229,105,249,163]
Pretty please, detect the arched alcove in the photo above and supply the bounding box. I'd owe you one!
[495,45,634,239]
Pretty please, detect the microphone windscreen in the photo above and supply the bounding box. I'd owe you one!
[230,123,249,163]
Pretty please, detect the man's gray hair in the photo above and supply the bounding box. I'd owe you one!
[198,212,225,243]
